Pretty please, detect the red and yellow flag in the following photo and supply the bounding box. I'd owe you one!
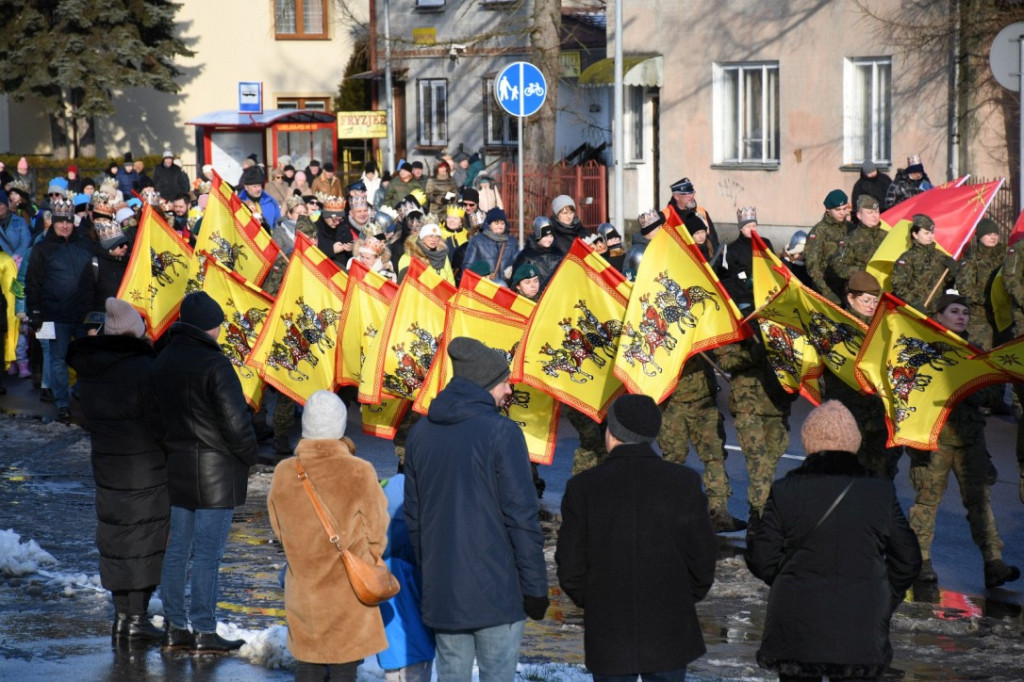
[118,205,194,338]
[335,259,400,387]
[853,293,1004,449]
[457,269,536,320]
[512,239,631,422]
[200,257,273,408]
[196,171,281,286]
[246,233,347,404]
[360,257,457,403]
[614,222,746,402]
[416,298,560,464]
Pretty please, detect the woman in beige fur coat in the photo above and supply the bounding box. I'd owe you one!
[268,390,390,681]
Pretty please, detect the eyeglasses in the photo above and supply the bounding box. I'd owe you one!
[462,202,477,209]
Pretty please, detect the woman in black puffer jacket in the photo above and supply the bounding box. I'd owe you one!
[67,297,168,643]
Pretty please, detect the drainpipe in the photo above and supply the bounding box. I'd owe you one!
[948,0,960,181]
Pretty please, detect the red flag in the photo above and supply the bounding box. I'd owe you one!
[1008,210,1024,247]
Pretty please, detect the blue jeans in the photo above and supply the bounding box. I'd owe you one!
[160,506,233,633]
[434,620,525,682]
[47,322,82,408]
[593,668,687,682]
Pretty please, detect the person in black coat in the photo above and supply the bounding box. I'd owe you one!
[850,161,892,210]
[150,292,259,654]
[746,400,921,682]
[556,394,718,680]
[66,298,168,643]
[549,194,587,255]
[717,206,772,313]
[510,217,564,292]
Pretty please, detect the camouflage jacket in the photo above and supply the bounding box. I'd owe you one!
[1003,244,1024,334]
[675,352,717,403]
[890,243,955,312]
[956,243,1006,310]
[714,332,794,417]
[803,212,850,304]
[832,222,888,283]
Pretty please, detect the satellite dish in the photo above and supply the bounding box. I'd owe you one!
[990,22,1024,91]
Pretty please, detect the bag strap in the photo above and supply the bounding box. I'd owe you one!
[295,457,344,553]
[777,480,854,572]
[491,241,506,278]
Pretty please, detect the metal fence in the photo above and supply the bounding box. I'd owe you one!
[498,160,607,238]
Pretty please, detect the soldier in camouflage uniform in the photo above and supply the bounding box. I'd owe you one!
[659,354,742,532]
[999,236,1024,503]
[263,199,319,455]
[569,407,608,474]
[803,189,852,305]
[832,194,887,284]
[906,294,1020,588]
[890,214,955,313]
[955,218,1005,351]
[714,328,794,525]
[822,271,901,478]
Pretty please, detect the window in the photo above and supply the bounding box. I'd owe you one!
[714,62,779,164]
[416,0,445,7]
[845,57,891,166]
[418,79,448,146]
[275,0,327,39]
[484,77,517,146]
[625,87,645,162]
[277,97,331,111]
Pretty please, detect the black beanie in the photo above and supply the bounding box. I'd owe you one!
[682,212,708,236]
[447,337,510,391]
[240,166,266,186]
[607,394,661,444]
[179,292,224,331]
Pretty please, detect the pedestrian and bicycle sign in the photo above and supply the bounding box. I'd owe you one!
[494,61,547,118]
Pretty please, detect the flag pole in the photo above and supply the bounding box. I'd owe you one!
[922,268,950,310]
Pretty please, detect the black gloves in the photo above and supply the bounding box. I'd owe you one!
[29,312,43,332]
[523,595,549,621]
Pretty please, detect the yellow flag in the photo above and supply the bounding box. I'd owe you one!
[246,233,347,404]
[359,398,411,439]
[360,258,457,403]
[853,293,1005,449]
[457,269,536,320]
[990,268,1014,334]
[867,219,954,293]
[512,239,631,422]
[0,252,18,367]
[195,171,281,286]
[614,222,746,402]
[201,258,273,408]
[335,259,399,387]
[117,205,194,338]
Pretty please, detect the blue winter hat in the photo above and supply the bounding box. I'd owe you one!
[73,193,91,208]
[484,207,507,229]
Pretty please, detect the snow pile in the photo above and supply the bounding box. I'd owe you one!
[236,623,295,670]
[34,569,104,595]
[0,528,57,576]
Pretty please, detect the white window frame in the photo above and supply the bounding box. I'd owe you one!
[713,61,780,165]
[416,0,445,7]
[844,57,892,167]
[418,79,448,146]
[624,86,646,163]
[484,77,517,146]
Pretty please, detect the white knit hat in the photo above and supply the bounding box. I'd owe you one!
[302,390,348,440]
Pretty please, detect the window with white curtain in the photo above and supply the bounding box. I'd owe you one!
[484,77,517,146]
[714,62,780,164]
[418,79,448,146]
[274,0,327,39]
[844,57,891,166]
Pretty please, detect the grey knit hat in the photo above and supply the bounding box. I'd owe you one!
[302,390,348,440]
[551,194,575,216]
[447,337,510,391]
[104,297,145,338]
[606,394,662,444]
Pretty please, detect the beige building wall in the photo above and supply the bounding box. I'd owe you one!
[616,0,1011,233]
[5,0,362,169]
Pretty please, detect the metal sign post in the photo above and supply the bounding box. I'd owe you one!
[989,22,1024,213]
[494,61,548,248]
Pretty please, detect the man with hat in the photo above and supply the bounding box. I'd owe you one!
[510,262,541,301]
[717,206,770,312]
[115,152,139,199]
[410,160,427,190]
[151,291,259,653]
[511,216,564,293]
[623,207,667,282]
[556,394,717,681]
[832,194,887,285]
[904,293,1020,588]
[885,153,933,210]
[303,158,323,186]
[25,196,94,423]
[404,337,548,681]
[852,160,892,210]
[663,177,720,253]
[88,194,132,306]
[804,189,853,305]
[310,161,343,197]
[383,160,419,208]
[153,150,191,201]
[956,217,1006,351]
[890,214,955,313]
[238,165,281,233]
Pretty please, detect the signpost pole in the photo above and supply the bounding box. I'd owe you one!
[1019,35,1023,213]
[518,116,525,249]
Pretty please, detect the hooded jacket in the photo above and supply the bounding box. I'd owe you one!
[548,212,587,255]
[404,376,547,630]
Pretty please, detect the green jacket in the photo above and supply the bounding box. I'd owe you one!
[715,333,794,417]
[833,222,888,284]
[890,242,955,312]
[804,213,850,304]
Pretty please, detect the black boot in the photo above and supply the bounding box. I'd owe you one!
[112,613,129,639]
[162,624,195,651]
[126,614,165,642]
[191,631,245,654]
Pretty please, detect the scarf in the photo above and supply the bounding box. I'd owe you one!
[419,239,449,271]
[484,228,508,243]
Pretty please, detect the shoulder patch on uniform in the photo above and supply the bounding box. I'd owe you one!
[808,233,817,240]
[896,259,906,266]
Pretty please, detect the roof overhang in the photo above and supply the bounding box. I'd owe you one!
[187,109,338,128]
[577,55,663,88]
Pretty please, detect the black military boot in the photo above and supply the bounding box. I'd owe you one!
[162,624,194,651]
[984,559,1021,588]
[710,507,747,533]
[126,615,165,642]
[191,631,245,654]
[917,558,938,583]
[112,613,130,639]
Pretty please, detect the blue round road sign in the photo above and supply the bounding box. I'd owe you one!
[494,62,547,118]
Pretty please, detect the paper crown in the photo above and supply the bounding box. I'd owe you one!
[140,187,161,205]
[51,197,75,221]
[90,192,115,218]
[446,204,466,218]
[322,196,345,214]
[95,220,128,250]
[348,194,368,209]
[737,206,758,226]
[408,188,427,207]
[637,208,665,234]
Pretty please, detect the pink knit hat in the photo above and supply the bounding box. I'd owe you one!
[801,400,861,454]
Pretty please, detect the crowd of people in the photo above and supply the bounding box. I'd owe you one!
[1,146,1021,682]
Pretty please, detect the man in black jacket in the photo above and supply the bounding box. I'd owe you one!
[151,292,259,654]
[556,394,717,681]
